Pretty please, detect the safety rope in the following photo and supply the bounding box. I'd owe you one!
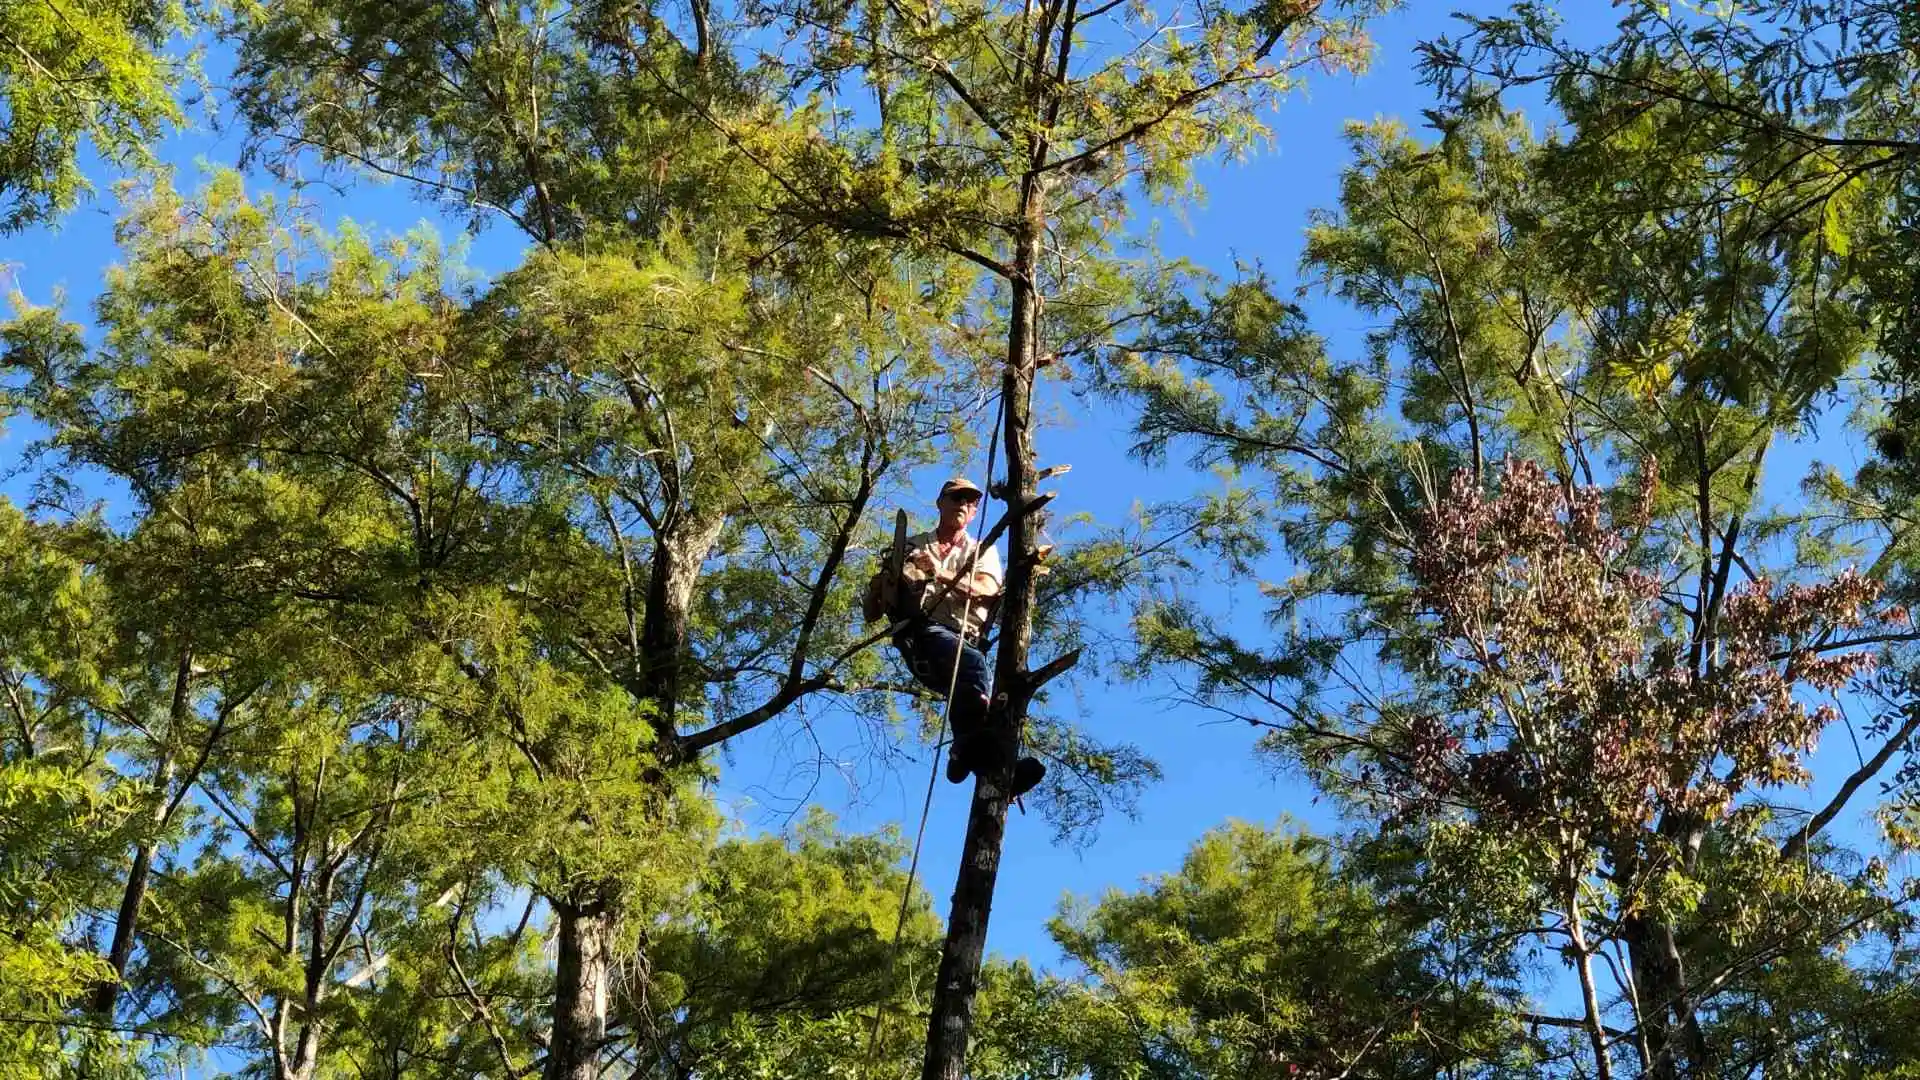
[864,390,1006,1075]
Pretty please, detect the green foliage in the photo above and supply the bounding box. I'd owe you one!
[0,144,964,1072]
[622,811,943,1076]
[19,2,1920,1079]
[1099,56,1920,1080]
[0,762,136,1077]
[970,821,1529,1079]
[0,502,140,1075]
[227,0,774,242]
[0,0,183,230]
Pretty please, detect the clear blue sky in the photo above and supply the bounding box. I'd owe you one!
[4,0,1888,1036]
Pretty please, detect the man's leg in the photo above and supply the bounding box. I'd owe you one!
[944,632,994,782]
[894,624,1044,796]
[893,624,992,781]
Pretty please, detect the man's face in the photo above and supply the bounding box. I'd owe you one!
[939,491,981,530]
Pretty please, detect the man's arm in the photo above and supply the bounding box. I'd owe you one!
[903,546,998,600]
[968,544,1003,598]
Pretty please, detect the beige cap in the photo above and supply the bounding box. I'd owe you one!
[938,476,984,501]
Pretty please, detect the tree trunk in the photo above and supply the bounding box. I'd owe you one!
[921,777,1013,1080]
[285,858,335,1080]
[921,174,1047,1080]
[90,648,192,1016]
[1563,874,1613,1080]
[274,1015,322,1080]
[557,498,715,1076]
[1625,908,1710,1077]
[1622,911,1678,1079]
[90,773,167,1015]
[1619,813,1710,1079]
[1668,822,1711,1073]
[545,898,612,1080]
[637,504,727,734]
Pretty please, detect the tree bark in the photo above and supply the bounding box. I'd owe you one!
[1563,874,1613,1080]
[637,507,727,735]
[545,898,612,1080]
[90,648,192,1016]
[1622,911,1677,1080]
[920,169,1048,1080]
[545,505,719,1077]
[91,766,169,1015]
[1620,815,1710,1080]
[1623,897,1718,1080]
[275,859,334,1080]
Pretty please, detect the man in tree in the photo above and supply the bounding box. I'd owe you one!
[867,478,1044,795]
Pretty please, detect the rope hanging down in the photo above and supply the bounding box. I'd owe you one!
[864,390,1007,1072]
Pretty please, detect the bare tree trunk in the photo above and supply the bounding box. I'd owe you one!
[1668,821,1711,1074]
[1619,813,1710,1080]
[91,761,170,1014]
[1620,911,1676,1080]
[636,500,728,734]
[921,173,1048,1080]
[272,765,307,1080]
[921,777,1014,1080]
[271,998,323,1080]
[283,855,335,1080]
[537,496,719,1078]
[1625,910,1710,1078]
[1563,877,1613,1080]
[90,648,192,1015]
[545,898,612,1080]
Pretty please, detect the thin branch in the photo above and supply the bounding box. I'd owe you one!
[447,911,527,1077]
[149,930,277,1044]
[1780,708,1920,862]
[1522,1013,1631,1039]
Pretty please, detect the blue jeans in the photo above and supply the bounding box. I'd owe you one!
[894,623,992,738]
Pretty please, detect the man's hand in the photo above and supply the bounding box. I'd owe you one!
[916,559,979,597]
[906,549,937,576]
[905,547,1000,600]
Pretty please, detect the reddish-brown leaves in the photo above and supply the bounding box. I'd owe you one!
[1397,457,1880,841]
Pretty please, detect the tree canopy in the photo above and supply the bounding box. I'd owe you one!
[0,0,183,230]
[13,1,1920,1078]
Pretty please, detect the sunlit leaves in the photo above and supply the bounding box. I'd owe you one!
[1401,457,1881,840]
[0,0,183,230]
[971,821,1528,1080]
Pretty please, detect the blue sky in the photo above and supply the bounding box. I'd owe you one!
[4,0,1896,1052]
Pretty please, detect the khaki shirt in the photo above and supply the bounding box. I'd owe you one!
[902,530,1002,639]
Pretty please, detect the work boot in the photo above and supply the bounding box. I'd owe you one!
[947,694,994,783]
[945,738,973,783]
[1010,756,1045,798]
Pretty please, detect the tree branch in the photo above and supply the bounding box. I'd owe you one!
[1780,708,1920,862]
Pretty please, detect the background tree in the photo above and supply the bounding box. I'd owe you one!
[1,164,959,1077]
[1421,1,1920,622]
[0,504,146,1076]
[211,2,1060,1064]
[1106,96,1920,1078]
[1393,457,1885,1079]
[24,2,1920,1078]
[969,820,1531,1080]
[615,810,945,1077]
[1413,5,1920,1073]
[0,0,183,230]
[731,0,1396,1071]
